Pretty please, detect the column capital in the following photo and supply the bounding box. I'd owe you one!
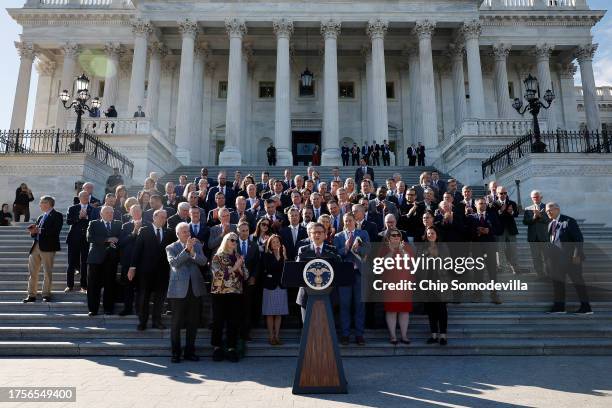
[35,59,56,76]
[532,43,554,61]
[461,19,482,41]
[148,41,168,58]
[414,20,436,40]
[366,18,388,40]
[558,62,578,79]
[131,18,152,37]
[61,42,80,58]
[491,42,511,61]
[225,18,247,38]
[195,41,210,58]
[321,19,341,40]
[273,18,294,39]
[446,42,465,61]
[179,18,199,39]
[15,41,36,60]
[575,43,598,63]
[104,42,124,58]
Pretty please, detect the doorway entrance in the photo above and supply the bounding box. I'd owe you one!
[292,131,321,165]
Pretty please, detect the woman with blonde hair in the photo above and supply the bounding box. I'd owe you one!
[114,185,128,215]
[182,182,196,201]
[121,197,139,223]
[210,232,248,362]
[258,234,289,345]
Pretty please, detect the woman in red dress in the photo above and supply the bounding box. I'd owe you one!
[381,228,413,345]
[311,145,321,165]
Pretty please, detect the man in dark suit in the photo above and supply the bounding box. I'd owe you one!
[355,158,375,186]
[353,203,380,242]
[398,189,426,240]
[167,202,191,236]
[371,141,381,166]
[460,186,477,216]
[65,191,95,293]
[73,182,101,207]
[206,172,236,210]
[23,196,63,303]
[468,198,501,304]
[256,171,271,197]
[280,208,308,260]
[144,195,176,224]
[262,180,291,210]
[188,206,210,251]
[411,171,438,202]
[351,143,360,165]
[86,206,122,316]
[491,186,520,275]
[417,142,426,166]
[231,196,256,232]
[545,202,591,314]
[207,208,238,253]
[295,222,341,321]
[129,209,174,330]
[341,142,350,166]
[194,167,215,188]
[523,190,550,279]
[431,171,447,195]
[118,204,144,316]
[207,191,232,227]
[308,192,329,221]
[133,105,146,117]
[406,144,417,166]
[257,199,286,233]
[163,181,185,210]
[327,201,344,233]
[236,221,260,341]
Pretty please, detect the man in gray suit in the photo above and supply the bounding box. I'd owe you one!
[523,190,550,278]
[208,208,237,253]
[368,187,399,222]
[166,222,207,363]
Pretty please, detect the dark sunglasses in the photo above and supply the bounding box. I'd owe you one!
[229,239,238,243]
[390,233,401,238]
[499,192,508,195]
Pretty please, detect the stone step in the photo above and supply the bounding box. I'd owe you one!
[2,337,612,356]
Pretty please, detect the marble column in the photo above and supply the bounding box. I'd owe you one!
[219,18,246,166]
[492,43,512,118]
[190,42,208,164]
[241,43,253,163]
[367,18,389,146]
[406,44,421,148]
[33,60,56,129]
[201,62,216,165]
[146,42,166,126]
[10,42,36,130]
[575,43,601,132]
[56,43,80,130]
[102,43,122,111]
[361,45,374,143]
[273,18,294,166]
[414,20,438,151]
[534,43,557,131]
[462,20,486,118]
[320,19,342,166]
[558,62,579,131]
[447,43,467,129]
[175,19,199,165]
[127,19,152,117]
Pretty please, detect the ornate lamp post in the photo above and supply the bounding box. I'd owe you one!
[59,73,101,138]
[512,74,555,153]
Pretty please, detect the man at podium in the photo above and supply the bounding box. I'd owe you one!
[295,222,341,321]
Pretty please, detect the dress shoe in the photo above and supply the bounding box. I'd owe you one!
[490,291,502,305]
[356,336,366,346]
[426,337,439,344]
[389,339,398,345]
[22,296,36,303]
[340,336,350,346]
[118,310,132,317]
[573,304,594,315]
[439,338,448,346]
[226,348,239,363]
[547,304,566,314]
[64,287,74,293]
[400,339,411,345]
[212,347,224,362]
[183,354,200,362]
[42,296,51,302]
[152,323,166,330]
[137,324,146,331]
[171,355,181,364]
[80,288,87,294]
[88,312,98,317]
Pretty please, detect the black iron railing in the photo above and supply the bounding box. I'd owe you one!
[0,129,134,179]
[482,130,611,179]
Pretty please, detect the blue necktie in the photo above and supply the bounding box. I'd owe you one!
[241,241,247,256]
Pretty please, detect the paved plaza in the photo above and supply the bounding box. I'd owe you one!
[0,356,611,408]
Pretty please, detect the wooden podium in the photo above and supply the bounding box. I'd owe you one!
[282,260,353,394]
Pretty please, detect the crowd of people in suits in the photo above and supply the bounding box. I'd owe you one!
[17,164,592,363]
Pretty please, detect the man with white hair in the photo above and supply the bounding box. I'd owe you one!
[523,190,550,278]
[166,222,207,363]
[208,208,237,253]
[167,202,191,234]
[86,205,122,316]
[378,214,408,242]
[118,204,144,316]
[73,182,100,207]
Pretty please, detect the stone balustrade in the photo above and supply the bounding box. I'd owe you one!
[481,0,586,10]
[66,118,153,136]
[25,0,133,9]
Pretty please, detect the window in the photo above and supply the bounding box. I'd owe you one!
[299,80,315,97]
[259,82,275,98]
[339,82,354,98]
[386,82,395,99]
[508,82,515,99]
[218,81,228,99]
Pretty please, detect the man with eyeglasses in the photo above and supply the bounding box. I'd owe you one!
[491,185,520,275]
[208,208,238,254]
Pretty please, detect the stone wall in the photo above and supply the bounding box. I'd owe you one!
[0,154,118,220]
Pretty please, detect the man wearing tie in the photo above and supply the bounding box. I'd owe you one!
[523,190,550,279]
[330,167,342,185]
[280,208,308,260]
[118,204,144,316]
[334,212,370,346]
[327,201,344,234]
[355,158,375,186]
[206,172,236,210]
[257,199,286,233]
[341,143,350,166]
[236,221,260,342]
[189,206,210,248]
[469,198,501,304]
[309,192,328,221]
[23,196,63,303]
[86,206,122,316]
[545,202,592,315]
[65,191,94,293]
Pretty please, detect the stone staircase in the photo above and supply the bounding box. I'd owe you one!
[1,221,611,357]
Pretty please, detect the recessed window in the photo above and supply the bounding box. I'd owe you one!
[299,80,315,97]
[259,82,275,98]
[339,82,354,98]
[386,82,395,99]
[508,82,515,99]
[218,81,228,99]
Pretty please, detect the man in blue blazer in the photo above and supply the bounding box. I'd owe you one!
[166,222,208,363]
[206,172,236,210]
[334,212,370,346]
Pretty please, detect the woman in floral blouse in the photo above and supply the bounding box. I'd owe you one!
[210,232,249,362]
